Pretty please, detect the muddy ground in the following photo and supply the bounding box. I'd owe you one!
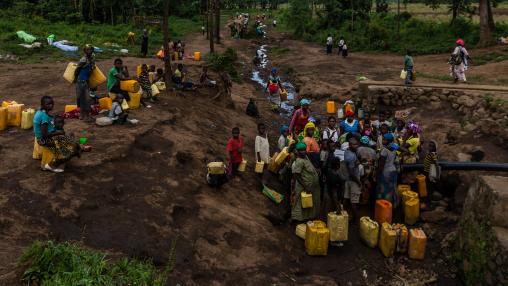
[0,24,507,285]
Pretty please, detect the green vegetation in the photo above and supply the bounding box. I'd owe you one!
[416,71,452,81]
[207,48,241,82]
[473,51,508,65]
[270,46,291,56]
[19,240,175,286]
[0,15,201,63]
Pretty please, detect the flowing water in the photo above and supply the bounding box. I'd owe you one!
[251,44,296,118]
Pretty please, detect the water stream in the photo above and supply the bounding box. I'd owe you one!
[251,44,296,118]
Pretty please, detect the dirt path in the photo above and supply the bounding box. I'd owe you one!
[0,24,507,285]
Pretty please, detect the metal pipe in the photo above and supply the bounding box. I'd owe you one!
[402,162,508,172]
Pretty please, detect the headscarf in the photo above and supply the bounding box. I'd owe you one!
[390,143,399,151]
[280,125,289,135]
[383,132,395,142]
[308,116,316,123]
[456,39,464,46]
[300,98,311,106]
[303,122,315,136]
[345,110,355,117]
[295,141,307,151]
[407,121,421,134]
[360,136,370,145]
[271,67,277,74]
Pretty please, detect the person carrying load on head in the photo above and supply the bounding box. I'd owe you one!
[74,44,96,122]
[289,99,311,138]
[107,58,132,101]
[449,38,471,83]
[265,68,285,107]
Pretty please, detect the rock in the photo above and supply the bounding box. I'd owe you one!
[457,153,472,162]
[452,103,459,109]
[429,101,441,109]
[463,123,477,132]
[421,208,448,223]
[457,95,476,108]
[430,95,439,101]
[436,200,449,208]
[469,146,485,162]
[478,119,503,136]
[439,94,448,101]
[432,191,444,201]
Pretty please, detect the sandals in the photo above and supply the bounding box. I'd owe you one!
[43,164,64,173]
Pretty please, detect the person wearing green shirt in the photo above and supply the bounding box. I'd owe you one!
[403,49,414,86]
[107,58,131,101]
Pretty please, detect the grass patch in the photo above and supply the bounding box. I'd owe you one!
[416,71,452,82]
[473,52,508,65]
[19,240,176,286]
[0,15,201,63]
[270,46,290,56]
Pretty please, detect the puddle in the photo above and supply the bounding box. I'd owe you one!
[251,44,296,117]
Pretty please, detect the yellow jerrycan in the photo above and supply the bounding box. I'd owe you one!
[63,62,77,83]
[379,222,397,258]
[21,108,35,129]
[327,210,349,242]
[359,216,379,248]
[237,160,247,172]
[89,66,107,88]
[305,220,330,256]
[409,228,427,260]
[404,197,420,225]
[301,192,313,209]
[0,107,7,131]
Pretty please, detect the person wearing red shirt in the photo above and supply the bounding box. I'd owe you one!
[289,99,311,136]
[226,127,244,177]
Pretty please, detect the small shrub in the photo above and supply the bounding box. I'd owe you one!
[207,48,241,82]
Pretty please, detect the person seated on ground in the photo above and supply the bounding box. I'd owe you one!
[291,141,321,222]
[226,127,244,179]
[278,125,290,152]
[199,66,216,87]
[108,94,129,124]
[303,122,320,169]
[340,110,360,135]
[34,96,82,173]
[172,64,195,90]
[107,58,131,101]
[138,64,156,105]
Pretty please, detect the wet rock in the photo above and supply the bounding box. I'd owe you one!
[457,153,472,162]
[421,208,447,223]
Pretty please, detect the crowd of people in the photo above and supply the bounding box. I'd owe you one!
[221,98,439,224]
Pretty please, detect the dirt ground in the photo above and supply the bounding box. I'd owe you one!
[0,24,507,285]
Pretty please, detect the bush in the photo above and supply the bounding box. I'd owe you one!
[207,48,241,82]
[19,241,169,286]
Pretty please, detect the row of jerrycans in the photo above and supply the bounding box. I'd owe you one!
[375,183,425,227]
[360,216,427,260]
[295,209,349,256]
[0,101,34,131]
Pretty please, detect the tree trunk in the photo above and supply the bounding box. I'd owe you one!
[162,0,172,90]
[209,0,215,53]
[214,0,221,44]
[479,0,495,46]
[451,0,459,24]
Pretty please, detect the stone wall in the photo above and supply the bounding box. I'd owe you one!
[454,176,508,285]
[355,85,508,149]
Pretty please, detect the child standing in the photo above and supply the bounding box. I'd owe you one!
[255,123,270,181]
[278,125,289,152]
[326,34,333,54]
[138,64,156,107]
[226,127,244,178]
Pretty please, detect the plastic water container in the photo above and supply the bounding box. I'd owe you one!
[254,161,265,173]
[207,162,226,175]
[89,66,107,88]
[136,65,142,76]
[397,184,411,196]
[402,190,418,204]
[237,160,247,172]
[393,223,408,253]
[404,197,420,225]
[0,107,7,131]
[416,174,428,198]
[151,84,160,96]
[327,210,349,242]
[63,62,77,83]
[337,108,344,119]
[21,108,35,129]
[155,81,166,91]
[279,89,288,102]
[194,51,201,61]
[295,223,306,239]
[305,220,330,256]
[128,91,141,109]
[6,103,24,127]
[274,147,289,167]
[267,152,279,173]
[120,80,140,93]
[379,222,397,257]
[65,105,78,113]
[409,228,427,260]
[301,192,313,208]
[121,99,129,110]
[375,199,392,224]
[359,216,379,248]
[98,97,112,110]
[326,100,335,114]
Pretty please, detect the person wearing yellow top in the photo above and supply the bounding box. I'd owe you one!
[399,121,421,183]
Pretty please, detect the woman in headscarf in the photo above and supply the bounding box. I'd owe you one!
[265,67,284,106]
[449,39,471,83]
[291,141,321,221]
[340,110,360,135]
[278,125,289,152]
[289,99,311,136]
[377,133,398,205]
[303,122,321,168]
[34,96,82,173]
[399,121,421,183]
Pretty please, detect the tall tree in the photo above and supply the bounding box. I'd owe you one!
[479,0,495,46]
[208,0,215,52]
[214,0,221,44]
[162,0,172,90]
